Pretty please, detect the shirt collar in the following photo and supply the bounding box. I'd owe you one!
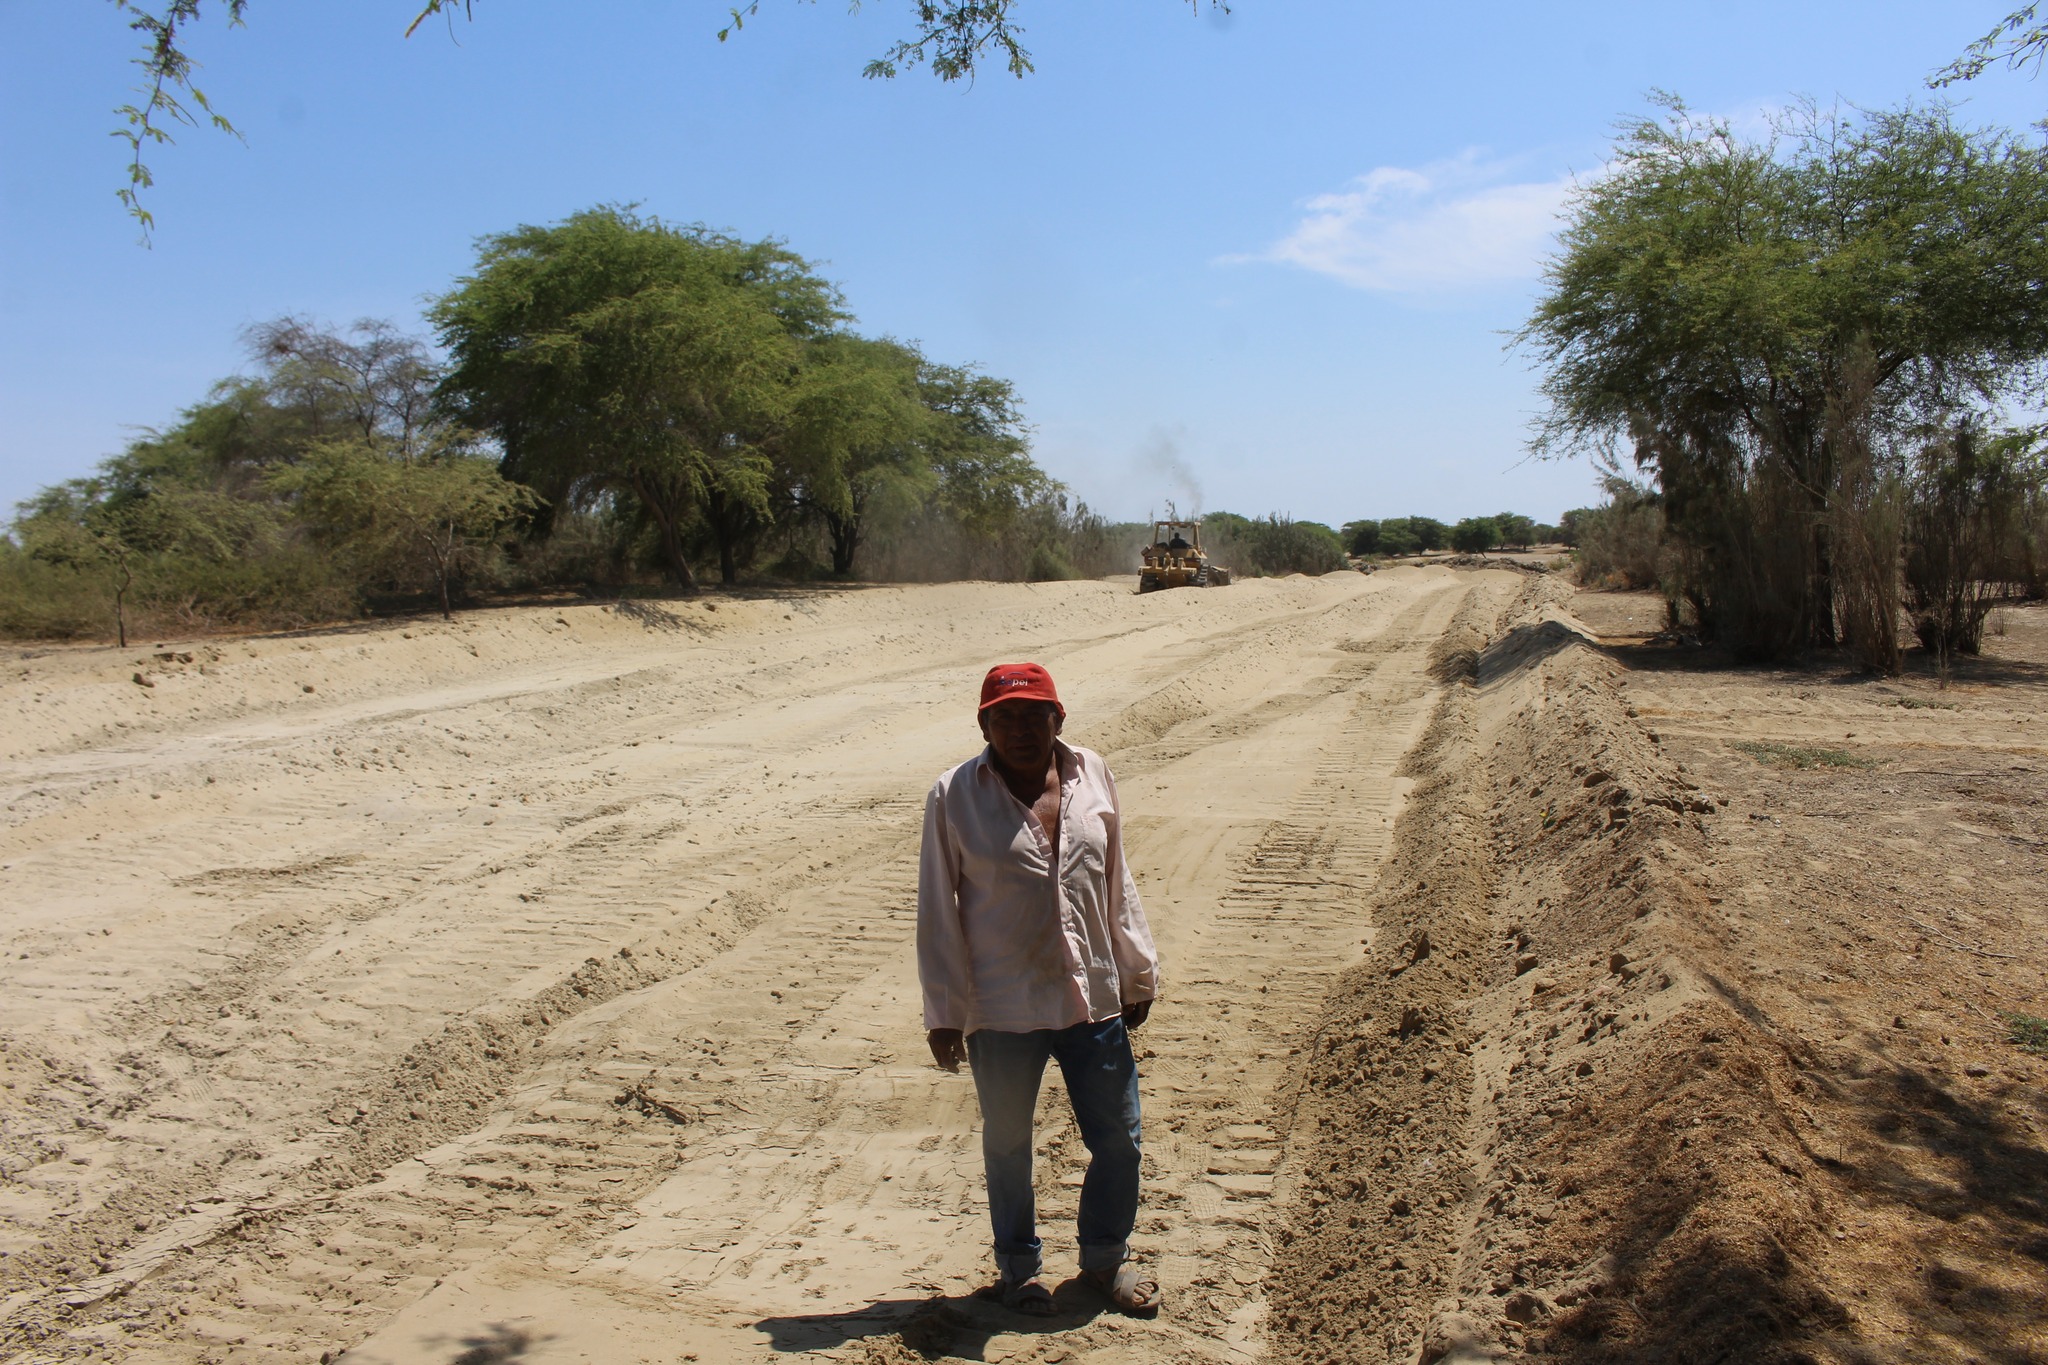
[975,738,1081,786]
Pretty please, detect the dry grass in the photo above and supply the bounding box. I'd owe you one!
[1731,739,1879,769]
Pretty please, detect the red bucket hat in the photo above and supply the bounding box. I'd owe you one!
[978,662,1065,719]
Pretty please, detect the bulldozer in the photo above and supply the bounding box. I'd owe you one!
[1138,519,1232,592]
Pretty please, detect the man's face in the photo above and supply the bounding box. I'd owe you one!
[979,700,1062,774]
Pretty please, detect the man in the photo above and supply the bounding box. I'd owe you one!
[918,662,1162,1318]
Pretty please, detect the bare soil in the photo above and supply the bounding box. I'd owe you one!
[1271,589,2048,1364]
[1,573,2041,1364]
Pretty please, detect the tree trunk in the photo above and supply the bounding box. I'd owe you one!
[1807,456,1840,649]
[661,514,699,592]
[827,511,859,577]
[428,527,455,620]
[1811,521,1837,649]
[113,557,131,648]
[633,475,698,592]
[704,487,746,585]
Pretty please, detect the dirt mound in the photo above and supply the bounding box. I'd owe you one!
[1270,592,2048,1363]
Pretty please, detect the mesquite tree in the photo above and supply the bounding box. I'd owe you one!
[430,208,839,591]
[1521,99,2048,660]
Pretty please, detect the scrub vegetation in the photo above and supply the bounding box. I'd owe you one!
[0,208,1128,641]
[1201,512,1350,577]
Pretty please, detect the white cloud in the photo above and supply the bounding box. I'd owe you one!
[1238,152,1577,295]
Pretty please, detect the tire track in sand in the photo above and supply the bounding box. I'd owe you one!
[1029,579,1478,1364]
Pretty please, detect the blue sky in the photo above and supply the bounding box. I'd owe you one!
[2,1,2040,526]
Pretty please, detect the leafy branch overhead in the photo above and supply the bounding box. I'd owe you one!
[108,0,1226,234]
[1931,4,2048,87]
[111,0,247,239]
[717,0,1038,81]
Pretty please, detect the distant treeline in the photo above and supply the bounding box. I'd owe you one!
[1339,513,1561,558]
[1199,512,1350,577]
[0,208,1126,643]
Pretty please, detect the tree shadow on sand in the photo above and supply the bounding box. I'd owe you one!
[752,1279,1106,1357]
[1587,632,2048,690]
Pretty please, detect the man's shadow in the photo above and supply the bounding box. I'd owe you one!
[752,1278,1108,1357]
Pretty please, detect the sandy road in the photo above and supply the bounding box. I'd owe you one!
[0,568,1516,1364]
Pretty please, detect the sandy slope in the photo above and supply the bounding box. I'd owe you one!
[1269,590,2048,1365]
[0,568,1524,1364]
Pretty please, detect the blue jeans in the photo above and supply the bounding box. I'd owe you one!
[965,1017,1143,1284]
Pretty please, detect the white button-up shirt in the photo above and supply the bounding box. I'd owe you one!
[917,741,1159,1034]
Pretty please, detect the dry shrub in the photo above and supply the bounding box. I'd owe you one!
[860,491,1138,583]
[1661,455,1820,661]
[0,545,111,639]
[1905,427,2036,664]
[1829,431,1906,675]
[1201,512,1349,577]
[1570,477,1666,591]
[0,537,356,642]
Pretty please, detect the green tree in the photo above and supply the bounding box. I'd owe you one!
[919,362,1043,541]
[1451,516,1499,553]
[271,441,537,619]
[435,0,1228,81]
[1407,516,1448,552]
[1932,5,2048,88]
[110,0,247,237]
[785,335,930,576]
[430,208,841,590]
[1341,519,1381,556]
[1492,512,1537,549]
[1376,518,1421,556]
[1203,512,1348,576]
[1520,98,2048,659]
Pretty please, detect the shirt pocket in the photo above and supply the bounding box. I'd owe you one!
[1063,805,1109,880]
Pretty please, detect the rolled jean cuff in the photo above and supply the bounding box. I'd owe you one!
[1077,1239,1129,1273]
[996,1248,1043,1284]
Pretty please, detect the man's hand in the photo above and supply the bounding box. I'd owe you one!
[1122,999,1151,1031]
[927,1028,966,1072]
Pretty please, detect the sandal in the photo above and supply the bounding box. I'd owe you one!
[1001,1276,1057,1317]
[1082,1261,1161,1317]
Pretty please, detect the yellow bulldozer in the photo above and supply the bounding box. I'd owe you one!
[1137,519,1232,592]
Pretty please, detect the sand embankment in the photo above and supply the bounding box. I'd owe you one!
[1270,591,2048,1364]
